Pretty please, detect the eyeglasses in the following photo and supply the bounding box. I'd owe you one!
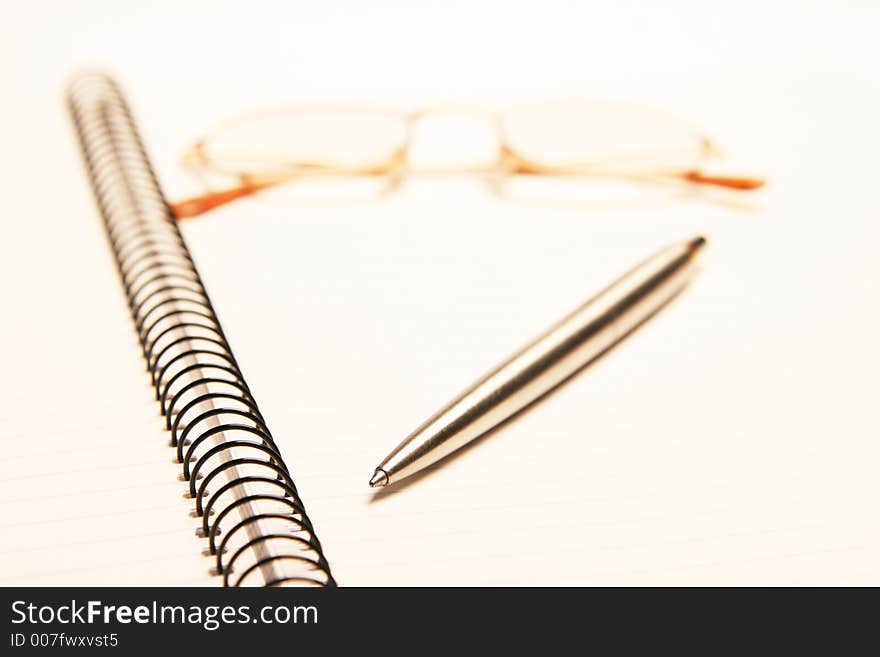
[171,100,764,219]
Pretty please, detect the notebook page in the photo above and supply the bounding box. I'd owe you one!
[0,247,217,585]
[181,77,880,585]
[0,101,217,587]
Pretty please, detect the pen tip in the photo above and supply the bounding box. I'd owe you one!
[687,235,707,254]
[369,469,389,488]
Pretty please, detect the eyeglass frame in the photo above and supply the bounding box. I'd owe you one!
[172,101,764,219]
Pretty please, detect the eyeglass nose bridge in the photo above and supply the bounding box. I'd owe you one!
[399,105,505,174]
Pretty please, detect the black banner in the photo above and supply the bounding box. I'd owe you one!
[0,587,871,650]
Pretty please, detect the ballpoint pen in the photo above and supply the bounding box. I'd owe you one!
[369,235,706,489]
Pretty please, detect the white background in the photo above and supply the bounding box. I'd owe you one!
[1,1,879,585]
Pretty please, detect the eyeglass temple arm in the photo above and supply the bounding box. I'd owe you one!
[172,143,288,218]
[172,145,410,219]
[503,148,765,192]
[171,180,276,219]
[678,170,765,190]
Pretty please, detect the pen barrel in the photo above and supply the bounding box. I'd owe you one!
[378,240,701,484]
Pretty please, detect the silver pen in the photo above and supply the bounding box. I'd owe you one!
[369,235,707,489]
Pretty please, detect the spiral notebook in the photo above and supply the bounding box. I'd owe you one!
[64,74,335,587]
[6,71,874,587]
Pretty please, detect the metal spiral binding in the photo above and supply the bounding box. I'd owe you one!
[67,73,335,587]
